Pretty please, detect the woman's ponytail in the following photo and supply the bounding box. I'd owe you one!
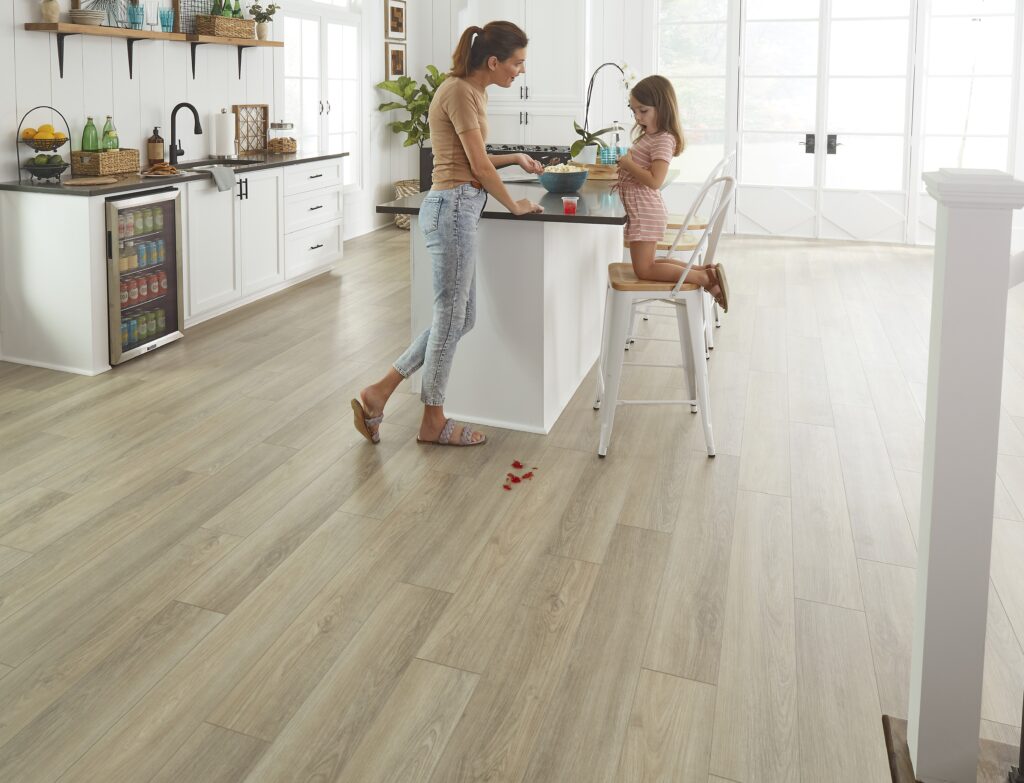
[450,21,528,78]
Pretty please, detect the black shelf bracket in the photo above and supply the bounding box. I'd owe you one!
[56,32,78,79]
[237,45,246,79]
[126,37,141,80]
[190,41,251,79]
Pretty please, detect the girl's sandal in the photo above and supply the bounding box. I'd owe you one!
[714,263,730,313]
[417,418,487,447]
[350,398,383,444]
[705,267,728,313]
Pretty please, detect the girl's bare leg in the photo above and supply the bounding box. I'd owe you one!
[630,242,718,291]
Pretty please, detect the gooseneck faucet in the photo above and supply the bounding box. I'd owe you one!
[169,102,202,165]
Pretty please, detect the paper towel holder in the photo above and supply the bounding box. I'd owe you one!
[210,107,238,159]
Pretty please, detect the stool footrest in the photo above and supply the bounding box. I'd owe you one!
[618,399,698,406]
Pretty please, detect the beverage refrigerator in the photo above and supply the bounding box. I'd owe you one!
[105,187,185,365]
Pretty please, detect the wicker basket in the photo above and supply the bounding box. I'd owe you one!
[71,149,141,177]
[393,179,420,230]
[267,137,297,154]
[194,14,255,38]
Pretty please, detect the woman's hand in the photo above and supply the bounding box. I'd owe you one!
[515,153,544,174]
[511,198,544,215]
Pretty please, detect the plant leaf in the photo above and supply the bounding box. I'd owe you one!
[569,139,585,157]
[377,101,405,112]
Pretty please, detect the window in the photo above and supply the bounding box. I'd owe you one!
[283,10,362,188]
[658,0,730,182]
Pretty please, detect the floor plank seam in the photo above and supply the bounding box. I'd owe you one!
[200,718,271,744]
[639,664,718,689]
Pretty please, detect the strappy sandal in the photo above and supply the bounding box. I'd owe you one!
[714,263,730,313]
[351,398,383,444]
[705,265,729,314]
[416,418,487,447]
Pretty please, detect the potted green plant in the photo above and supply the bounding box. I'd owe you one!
[570,121,615,164]
[376,65,447,194]
[249,2,278,40]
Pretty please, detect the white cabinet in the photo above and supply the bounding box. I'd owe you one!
[488,109,529,145]
[486,107,582,147]
[451,0,584,107]
[283,159,344,280]
[238,168,285,297]
[186,177,241,318]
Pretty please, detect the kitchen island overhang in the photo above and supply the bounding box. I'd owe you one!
[378,179,627,434]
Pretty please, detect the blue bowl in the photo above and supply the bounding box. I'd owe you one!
[538,169,589,193]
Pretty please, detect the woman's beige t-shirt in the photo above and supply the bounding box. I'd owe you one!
[429,77,488,189]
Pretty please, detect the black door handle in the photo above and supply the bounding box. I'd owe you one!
[519,111,523,125]
[241,178,249,199]
[524,112,528,125]
[318,100,324,115]
[308,204,323,211]
[309,243,324,250]
[237,179,244,199]
[524,86,529,99]
[309,173,323,179]
[827,134,841,154]
[519,85,523,99]
[798,133,815,153]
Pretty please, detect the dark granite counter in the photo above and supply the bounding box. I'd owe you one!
[377,178,628,226]
[0,151,349,197]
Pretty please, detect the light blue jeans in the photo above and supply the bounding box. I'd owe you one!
[394,184,488,406]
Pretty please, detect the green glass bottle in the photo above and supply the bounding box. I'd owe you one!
[221,0,232,18]
[81,117,99,152]
[101,115,119,150]
[210,0,222,14]
[232,0,241,18]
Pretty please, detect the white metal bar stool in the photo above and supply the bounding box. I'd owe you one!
[595,175,736,458]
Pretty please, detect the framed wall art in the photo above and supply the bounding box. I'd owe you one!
[385,41,407,79]
[385,0,406,41]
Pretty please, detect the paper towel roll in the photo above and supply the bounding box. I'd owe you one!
[212,110,236,157]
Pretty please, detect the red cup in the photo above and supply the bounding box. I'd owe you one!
[562,196,579,215]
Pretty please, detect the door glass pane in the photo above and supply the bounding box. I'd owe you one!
[673,77,726,130]
[746,0,818,20]
[302,19,319,75]
[828,78,906,133]
[928,17,1015,76]
[285,14,323,154]
[661,0,726,22]
[283,16,301,76]
[678,130,726,181]
[832,0,909,17]
[745,22,819,76]
[741,132,815,186]
[743,77,816,130]
[931,0,1015,15]
[830,20,908,76]
[923,76,1012,135]
[922,135,1009,172]
[824,135,904,190]
[659,23,727,75]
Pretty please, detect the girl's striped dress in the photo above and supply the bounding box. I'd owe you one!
[617,131,676,243]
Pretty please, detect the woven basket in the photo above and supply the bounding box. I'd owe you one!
[71,148,140,177]
[195,14,255,38]
[394,179,420,230]
[267,137,297,153]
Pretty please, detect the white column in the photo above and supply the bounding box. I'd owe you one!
[909,169,1024,783]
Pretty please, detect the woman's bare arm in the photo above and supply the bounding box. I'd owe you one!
[460,128,542,215]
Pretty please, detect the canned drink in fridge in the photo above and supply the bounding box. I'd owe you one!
[118,214,126,240]
[147,311,157,337]
[151,241,161,266]
[128,317,138,345]
[119,280,128,306]
[121,320,128,349]
[144,209,154,233]
[138,276,149,301]
[158,270,168,293]
[125,211,134,237]
[128,278,139,304]
[157,308,166,331]
[148,273,160,300]
[156,239,165,265]
[138,313,148,342]
[137,242,148,270]
[154,208,164,231]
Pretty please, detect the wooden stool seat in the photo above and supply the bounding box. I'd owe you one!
[608,263,700,293]
[667,214,708,230]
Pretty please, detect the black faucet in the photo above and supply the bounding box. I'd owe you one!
[169,102,202,166]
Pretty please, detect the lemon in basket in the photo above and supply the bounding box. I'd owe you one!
[37,124,54,134]
[54,131,66,140]
[34,129,55,140]
[21,128,36,140]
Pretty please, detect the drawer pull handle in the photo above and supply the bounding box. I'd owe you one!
[309,243,324,250]
[308,173,323,179]
[309,205,323,211]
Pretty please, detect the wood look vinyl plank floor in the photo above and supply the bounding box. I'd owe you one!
[3,230,1024,781]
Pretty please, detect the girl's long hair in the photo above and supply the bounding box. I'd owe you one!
[630,75,685,155]
[450,21,528,78]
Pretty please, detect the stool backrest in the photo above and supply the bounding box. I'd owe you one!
[669,175,736,294]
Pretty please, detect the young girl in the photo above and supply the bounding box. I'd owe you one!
[617,75,728,311]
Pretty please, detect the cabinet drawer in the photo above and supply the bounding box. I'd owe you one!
[285,220,343,279]
[284,159,344,196]
[284,187,343,234]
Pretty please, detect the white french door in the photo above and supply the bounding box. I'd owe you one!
[734,0,915,241]
[282,9,361,188]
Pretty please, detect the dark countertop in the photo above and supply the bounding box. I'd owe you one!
[377,178,628,226]
[0,150,349,197]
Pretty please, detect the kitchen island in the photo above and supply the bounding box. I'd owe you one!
[377,179,626,433]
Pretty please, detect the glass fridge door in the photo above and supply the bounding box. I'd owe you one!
[106,188,185,365]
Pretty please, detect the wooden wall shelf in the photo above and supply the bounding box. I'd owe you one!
[25,22,282,80]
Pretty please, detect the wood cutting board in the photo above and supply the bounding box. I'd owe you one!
[63,176,121,186]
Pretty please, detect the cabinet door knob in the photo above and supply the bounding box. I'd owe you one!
[309,243,324,250]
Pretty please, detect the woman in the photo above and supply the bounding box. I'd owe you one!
[352,21,544,447]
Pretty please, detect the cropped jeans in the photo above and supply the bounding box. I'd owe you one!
[394,184,488,406]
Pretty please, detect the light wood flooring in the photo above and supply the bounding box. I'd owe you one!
[0,228,1022,782]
